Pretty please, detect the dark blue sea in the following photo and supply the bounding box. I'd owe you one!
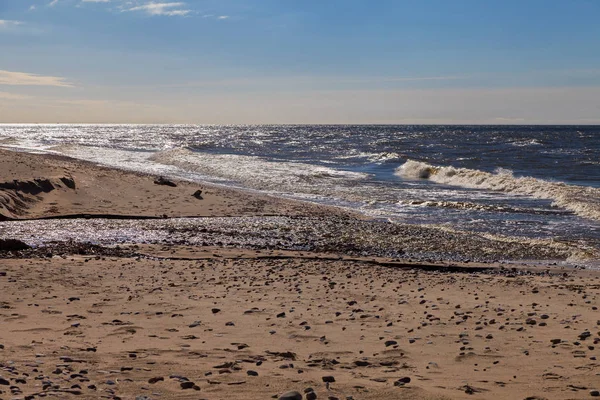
[1,124,599,262]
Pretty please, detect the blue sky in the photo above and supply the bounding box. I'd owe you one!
[1,0,599,123]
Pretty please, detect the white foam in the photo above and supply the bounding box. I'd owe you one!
[510,139,542,147]
[149,148,369,193]
[396,160,600,221]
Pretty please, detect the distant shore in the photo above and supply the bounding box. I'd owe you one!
[1,148,600,399]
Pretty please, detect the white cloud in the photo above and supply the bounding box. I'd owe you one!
[0,70,73,87]
[81,0,111,2]
[0,20,23,29]
[217,15,229,20]
[29,5,37,11]
[123,2,191,17]
[48,0,59,6]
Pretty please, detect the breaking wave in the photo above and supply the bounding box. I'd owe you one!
[396,160,600,221]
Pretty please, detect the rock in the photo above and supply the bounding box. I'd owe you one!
[192,190,203,199]
[579,331,592,340]
[394,377,411,386]
[322,376,335,383]
[247,370,258,376]
[180,381,195,389]
[384,340,397,347]
[354,360,370,367]
[550,339,562,345]
[590,390,600,397]
[0,377,9,385]
[0,239,30,252]
[212,308,221,314]
[525,318,537,325]
[277,312,286,318]
[153,177,177,187]
[306,392,317,400]
[279,391,303,400]
[148,377,164,384]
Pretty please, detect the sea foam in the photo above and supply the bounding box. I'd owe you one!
[396,160,600,222]
[149,147,369,193]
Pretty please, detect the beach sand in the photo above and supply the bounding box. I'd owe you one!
[1,149,599,400]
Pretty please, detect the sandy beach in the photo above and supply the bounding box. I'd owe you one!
[1,149,600,400]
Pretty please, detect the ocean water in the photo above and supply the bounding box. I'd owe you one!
[1,124,599,260]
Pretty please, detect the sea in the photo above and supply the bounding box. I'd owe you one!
[1,124,599,264]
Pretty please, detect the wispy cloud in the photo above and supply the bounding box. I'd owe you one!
[0,70,73,87]
[123,2,191,17]
[0,91,32,100]
[0,20,24,29]
[50,0,231,20]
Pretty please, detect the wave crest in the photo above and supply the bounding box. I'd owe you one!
[396,160,600,221]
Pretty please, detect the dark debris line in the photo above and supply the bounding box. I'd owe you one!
[0,214,585,267]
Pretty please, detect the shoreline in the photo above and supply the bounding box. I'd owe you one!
[1,148,600,399]
[1,148,597,266]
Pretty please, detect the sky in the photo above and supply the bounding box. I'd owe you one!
[0,0,599,124]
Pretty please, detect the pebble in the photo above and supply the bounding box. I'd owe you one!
[579,331,592,340]
[279,391,303,400]
[180,381,196,389]
[394,377,411,386]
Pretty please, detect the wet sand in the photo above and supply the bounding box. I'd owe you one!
[1,149,600,400]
